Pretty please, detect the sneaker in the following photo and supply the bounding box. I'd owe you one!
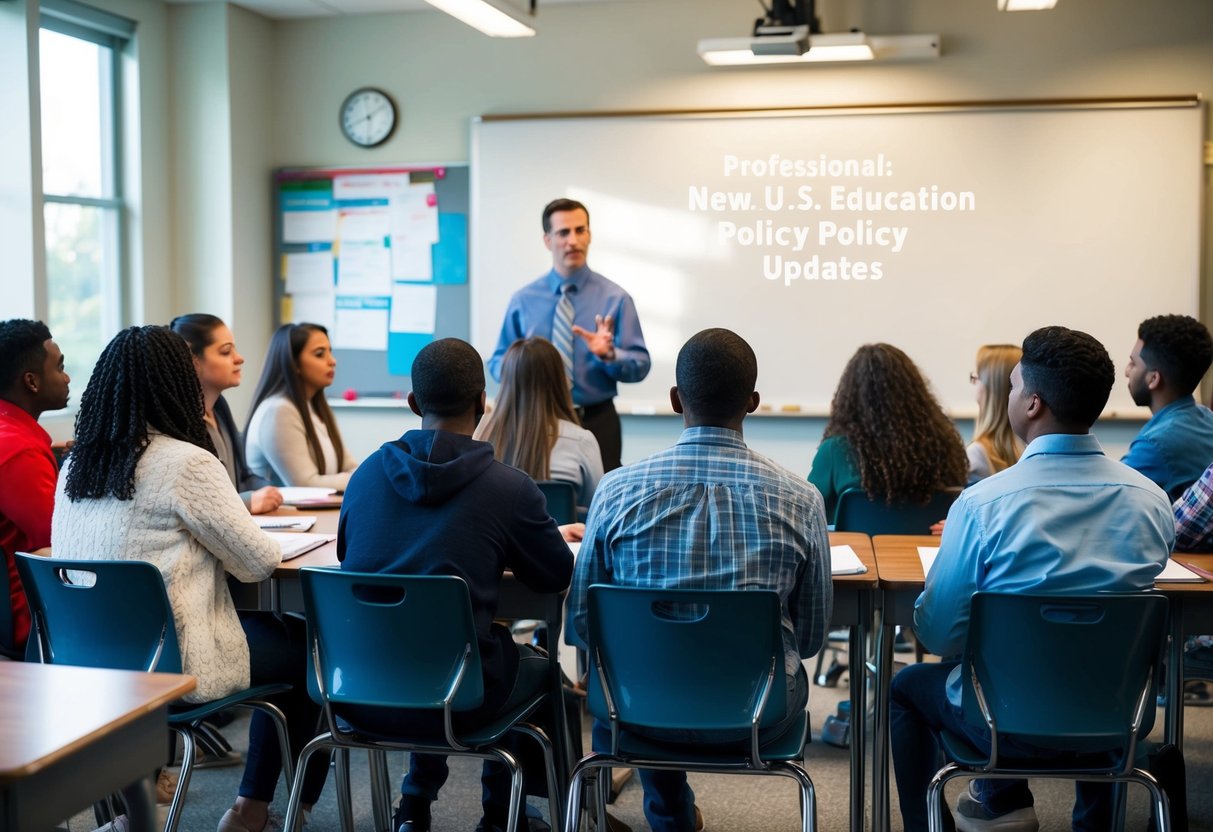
[93,818,129,832]
[693,805,705,832]
[156,769,179,805]
[393,795,431,832]
[955,783,1039,831]
[216,808,286,832]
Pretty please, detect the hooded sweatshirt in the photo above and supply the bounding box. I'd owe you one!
[338,428,573,718]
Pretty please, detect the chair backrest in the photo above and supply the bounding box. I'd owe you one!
[586,585,786,732]
[0,546,16,658]
[536,480,577,525]
[833,488,960,534]
[15,553,183,673]
[299,568,484,711]
[962,591,1168,755]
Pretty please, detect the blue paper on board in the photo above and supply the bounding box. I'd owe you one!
[433,213,468,285]
[388,332,434,376]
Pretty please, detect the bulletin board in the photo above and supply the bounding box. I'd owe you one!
[274,164,469,398]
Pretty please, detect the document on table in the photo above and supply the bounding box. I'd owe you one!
[1155,560,1206,583]
[265,532,335,561]
[254,515,318,532]
[918,546,940,577]
[830,545,868,576]
[278,487,338,507]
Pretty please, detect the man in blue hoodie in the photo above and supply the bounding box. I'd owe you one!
[338,337,575,832]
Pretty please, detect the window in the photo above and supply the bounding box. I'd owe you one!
[39,1,133,386]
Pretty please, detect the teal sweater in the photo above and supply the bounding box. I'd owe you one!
[807,435,862,522]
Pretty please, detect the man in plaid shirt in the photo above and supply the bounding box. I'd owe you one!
[567,328,832,832]
[1174,461,1213,552]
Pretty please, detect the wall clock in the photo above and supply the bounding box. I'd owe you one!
[340,87,397,148]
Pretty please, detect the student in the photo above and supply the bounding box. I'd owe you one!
[475,337,604,507]
[1175,460,1213,552]
[337,337,574,832]
[808,343,968,520]
[892,326,1173,832]
[245,322,357,491]
[0,319,69,655]
[966,344,1024,484]
[1122,314,1213,500]
[51,326,330,832]
[488,199,651,471]
[171,314,282,514]
[567,328,832,832]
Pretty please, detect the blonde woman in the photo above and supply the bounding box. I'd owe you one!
[967,344,1024,483]
[476,337,603,507]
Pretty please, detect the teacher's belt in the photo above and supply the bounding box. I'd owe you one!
[574,400,616,421]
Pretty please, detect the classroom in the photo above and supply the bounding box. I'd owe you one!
[3,0,1213,830]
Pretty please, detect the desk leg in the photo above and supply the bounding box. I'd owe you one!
[1166,596,1184,750]
[871,604,894,832]
[848,592,870,832]
[119,775,157,832]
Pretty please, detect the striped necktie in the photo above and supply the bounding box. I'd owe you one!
[552,283,575,388]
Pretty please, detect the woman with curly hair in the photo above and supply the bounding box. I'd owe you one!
[245,322,357,491]
[52,326,329,832]
[475,337,604,507]
[809,343,968,520]
[967,344,1024,483]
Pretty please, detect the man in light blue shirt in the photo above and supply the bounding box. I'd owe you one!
[489,199,650,470]
[567,328,831,832]
[1122,313,1213,500]
[891,326,1174,832]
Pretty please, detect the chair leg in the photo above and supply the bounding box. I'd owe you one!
[771,762,817,832]
[513,723,562,832]
[489,746,525,832]
[164,725,196,832]
[926,764,962,832]
[594,766,610,832]
[335,748,353,832]
[1135,772,1172,832]
[563,760,605,832]
[368,749,392,832]
[285,734,336,832]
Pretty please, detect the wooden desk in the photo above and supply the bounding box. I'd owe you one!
[868,536,1213,832]
[0,663,195,832]
[828,532,879,832]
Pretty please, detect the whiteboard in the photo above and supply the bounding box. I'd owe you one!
[471,102,1203,416]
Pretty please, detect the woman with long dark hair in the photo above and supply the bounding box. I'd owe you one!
[170,313,282,513]
[475,337,603,506]
[244,322,357,490]
[52,326,329,832]
[808,343,968,520]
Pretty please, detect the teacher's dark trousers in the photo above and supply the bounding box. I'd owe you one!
[578,399,622,472]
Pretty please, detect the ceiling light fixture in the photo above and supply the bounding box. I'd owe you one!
[422,0,536,38]
[697,0,939,67]
[997,0,1058,9]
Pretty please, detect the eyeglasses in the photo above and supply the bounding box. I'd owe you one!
[969,372,980,384]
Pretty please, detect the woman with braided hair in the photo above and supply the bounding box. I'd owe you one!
[52,326,330,832]
[808,343,968,521]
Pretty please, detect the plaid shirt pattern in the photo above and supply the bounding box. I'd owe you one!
[1174,461,1213,552]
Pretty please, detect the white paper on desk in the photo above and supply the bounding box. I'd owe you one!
[337,243,391,296]
[254,515,318,532]
[265,532,335,561]
[334,299,389,351]
[278,487,336,502]
[337,206,391,244]
[283,210,337,244]
[284,251,334,294]
[287,290,334,332]
[389,283,437,334]
[830,544,867,576]
[1156,560,1206,583]
[918,546,940,577]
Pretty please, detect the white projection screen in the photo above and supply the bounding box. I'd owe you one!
[471,101,1203,416]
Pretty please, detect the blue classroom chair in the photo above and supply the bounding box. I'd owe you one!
[926,592,1171,832]
[537,480,578,525]
[284,568,562,832]
[832,487,960,535]
[15,553,294,832]
[565,585,817,832]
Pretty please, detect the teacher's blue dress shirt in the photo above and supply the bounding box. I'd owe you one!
[914,432,1174,705]
[1121,395,1213,501]
[488,266,650,407]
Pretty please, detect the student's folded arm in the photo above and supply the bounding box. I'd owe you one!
[175,453,282,583]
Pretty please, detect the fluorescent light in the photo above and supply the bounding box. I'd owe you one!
[423,0,535,37]
[698,33,939,67]
[997,0,1058,9]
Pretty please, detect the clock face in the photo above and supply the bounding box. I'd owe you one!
[340,88,397,148]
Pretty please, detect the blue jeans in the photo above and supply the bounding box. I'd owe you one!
[890,661,1113,832]
[400,644,550,831]
[591,667,809,832]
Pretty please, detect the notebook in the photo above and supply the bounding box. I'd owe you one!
[254,515,317,532]
[265,532,335,560]
[830,544,868,576]
[278,487,341,507]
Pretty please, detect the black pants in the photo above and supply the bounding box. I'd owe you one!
[578,399,622,472]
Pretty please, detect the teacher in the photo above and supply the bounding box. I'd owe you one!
[489,198,650,471]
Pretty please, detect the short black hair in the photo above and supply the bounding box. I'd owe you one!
[411,338,485,418]
[1020,326,1114,428]
[542,199,589,233]
[0,319,52,393]
[675,328,758,423]
[1138,314,1213,396]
